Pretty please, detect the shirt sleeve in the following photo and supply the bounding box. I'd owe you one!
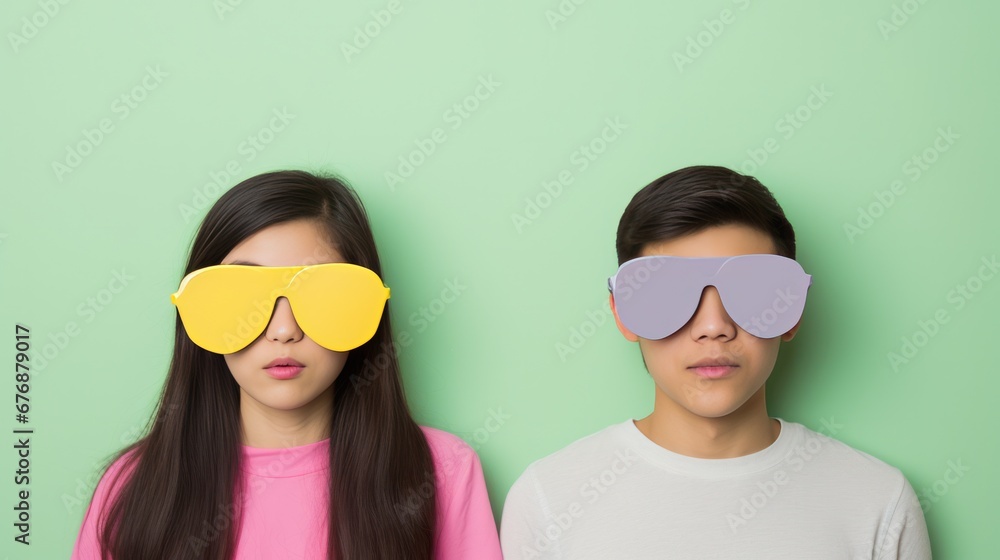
[874,473,932,560]
[431,431,503,560]
[500,465,554,560]
[70,452,135,560]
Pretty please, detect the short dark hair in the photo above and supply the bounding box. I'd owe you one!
[615,165,797,265]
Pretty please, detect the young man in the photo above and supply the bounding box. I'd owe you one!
[500,166,931,559]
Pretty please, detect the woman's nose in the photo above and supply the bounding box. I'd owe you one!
[264,296,305,344]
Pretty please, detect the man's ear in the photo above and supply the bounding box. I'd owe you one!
[610,293,639,342]
[780,317,802,342]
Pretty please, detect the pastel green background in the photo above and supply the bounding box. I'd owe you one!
[2,0,996,557]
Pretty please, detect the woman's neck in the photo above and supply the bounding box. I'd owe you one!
[238,385,334,448]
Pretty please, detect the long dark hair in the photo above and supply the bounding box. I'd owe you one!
[91,170,436,559]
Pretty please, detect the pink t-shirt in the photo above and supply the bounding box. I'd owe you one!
[71,426,502,559]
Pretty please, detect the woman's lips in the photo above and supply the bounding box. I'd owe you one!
[265,365,303,380]
[264,357,304,368]
[264,357,305,379]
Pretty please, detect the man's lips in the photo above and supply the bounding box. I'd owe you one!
[688,358,738,368]
[688,358,738,379]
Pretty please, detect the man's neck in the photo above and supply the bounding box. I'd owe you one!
[634,392,780,459]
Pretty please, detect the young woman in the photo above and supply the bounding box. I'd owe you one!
[71,170,502,559]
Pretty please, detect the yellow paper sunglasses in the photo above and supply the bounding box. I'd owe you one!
[170,263,390,354]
